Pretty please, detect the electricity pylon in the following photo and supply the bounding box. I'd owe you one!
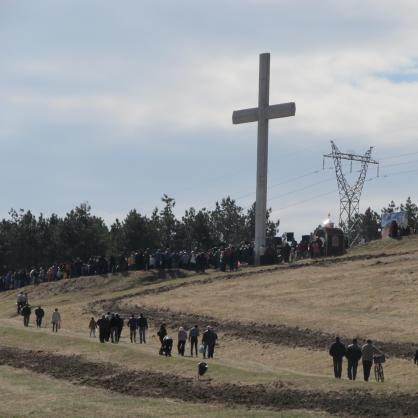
[323,141,379,246]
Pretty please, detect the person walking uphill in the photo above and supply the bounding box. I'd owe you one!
[362,339,383,382]
[16,292,26,315]
[97,315,109,343]
[346,338,362,380]
[157,323,167,355]
[329,337,346,378]
[127,314,138,343]
[178,326,187,356]
[21,304,31,327]
[202,326,218,359]
[51,308,61,332]
[189,325,199,357]
[116,314,123,343]
[35,306,44,328]
[89,317,97,337]
[138,313,148,344]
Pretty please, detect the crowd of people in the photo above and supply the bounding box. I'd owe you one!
[0,244,253,292]
[89,311,218,359]
[329,337,385,381]
[89,312,147,344]
[17,290,418,384]
[18,291,219,360]
[16,292,61,332]
[0,236,335,293]
[155,323,218,359]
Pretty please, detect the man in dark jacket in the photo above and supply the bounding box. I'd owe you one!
[189,325,200,357]
[157,323,167,355]
[138,313,148,344]
[109,314,120,343]
[329,337,346,378]
[97,315,110,343]
[127,314,137,343]
[346,338,362,380]
[34,306,45,328]
[202,326,218,359]
[115,314,123,343]
[162,335,173,357]
[21,304,31,327]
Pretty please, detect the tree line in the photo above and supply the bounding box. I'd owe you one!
[0,195,279,272]
[0,195,416,272]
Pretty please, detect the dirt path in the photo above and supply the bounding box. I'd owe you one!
[82,250,418,358]
[0,346,417,417]
[88,301,417,359]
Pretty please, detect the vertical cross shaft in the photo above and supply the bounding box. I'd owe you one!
[232,53,295,266]
[254,53,270,265]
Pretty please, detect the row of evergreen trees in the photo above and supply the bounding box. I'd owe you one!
[0,195,279,272]
[0,195,416,272]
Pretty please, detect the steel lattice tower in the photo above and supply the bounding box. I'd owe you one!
[323,141,379,245]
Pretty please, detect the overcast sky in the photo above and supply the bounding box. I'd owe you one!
[1,0,418,238]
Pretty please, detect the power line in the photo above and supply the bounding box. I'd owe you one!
[272,167,418,215]
[172,144,323,198]
[179,151,418,216]
[175,148,418,201]
[353,157,418,173]
[243,176,335,209]
[233,169,327,202]
[271,190,337,213]
[380,167,418,177]
[380,158,418,169]
[378,150,418,161]
[202,167,333,211]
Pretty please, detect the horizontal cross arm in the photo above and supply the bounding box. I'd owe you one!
[232,107,259,124]
[232,102,296,125]
[323,152,379,165]
[267,102,296,119]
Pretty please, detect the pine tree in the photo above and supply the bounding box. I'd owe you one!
[382,200,399,213]
[400,197,418,228]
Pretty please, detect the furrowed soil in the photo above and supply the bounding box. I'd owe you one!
[1,346,418,417]
[85,240,418,359]
[2,236,418,417]
[89,301,417,359]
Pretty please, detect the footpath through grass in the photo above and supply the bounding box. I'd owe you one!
[0,366,334,418]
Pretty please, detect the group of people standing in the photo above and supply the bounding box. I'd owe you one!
[329,337,384,381]
[1,242,256,294]
[157,323,218,359]
[89,314,219,360]
[20,305,61,332]
[90,312,131,343]
[17,292,61,331]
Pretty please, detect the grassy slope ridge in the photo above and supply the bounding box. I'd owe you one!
[0,236,417,417]
[133,236,418,342]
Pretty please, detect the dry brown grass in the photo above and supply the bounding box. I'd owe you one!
[130,236,418,343]
[0,366,331,418]
[0,235,417,415]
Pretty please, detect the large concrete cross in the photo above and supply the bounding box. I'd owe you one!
[232,53,296,265]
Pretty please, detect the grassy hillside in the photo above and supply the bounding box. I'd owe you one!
[1,235,418,417]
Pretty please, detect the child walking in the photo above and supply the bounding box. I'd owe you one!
[89,317,97,337]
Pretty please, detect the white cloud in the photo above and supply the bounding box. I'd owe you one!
[2,0,418,229]
[4,43,418,149]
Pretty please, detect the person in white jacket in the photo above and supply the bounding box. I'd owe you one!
[51,308,61,332]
